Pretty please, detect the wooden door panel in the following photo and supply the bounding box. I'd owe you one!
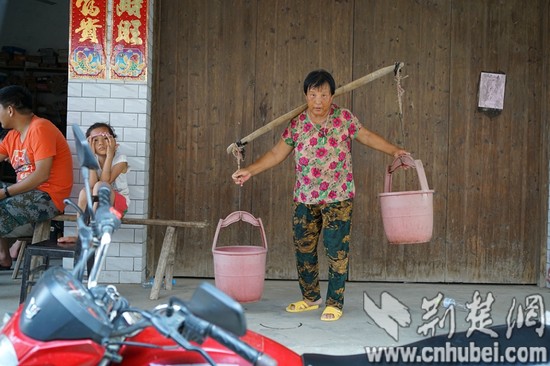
[149,0,548,284]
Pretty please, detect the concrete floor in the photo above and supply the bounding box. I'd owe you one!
[1,267,549,358]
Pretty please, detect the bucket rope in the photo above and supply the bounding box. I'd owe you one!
[231,143,244,170]
[231,144,245,211]
[394,68,408,145]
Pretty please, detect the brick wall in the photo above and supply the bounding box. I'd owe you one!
[64,0,154,284]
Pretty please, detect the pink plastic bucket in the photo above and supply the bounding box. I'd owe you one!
[212,211,268,303]
[378,156,434,244]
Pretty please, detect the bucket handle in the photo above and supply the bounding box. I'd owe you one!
[384,155,431,193]
[212,211,268,250]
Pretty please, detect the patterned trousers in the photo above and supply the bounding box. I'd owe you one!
[292,199,353,310]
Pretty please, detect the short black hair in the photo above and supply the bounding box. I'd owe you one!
[0,85,33,114]
[86,122,117,138]
[303,69,336,95]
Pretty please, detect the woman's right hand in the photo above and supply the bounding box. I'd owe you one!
[232,169,251,186]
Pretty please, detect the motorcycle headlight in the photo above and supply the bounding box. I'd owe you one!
[0,334,18,366]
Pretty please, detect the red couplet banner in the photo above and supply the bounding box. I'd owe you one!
[69,0,108,79]
[110,0,148,81]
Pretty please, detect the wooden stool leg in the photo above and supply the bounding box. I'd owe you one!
[149,226,176,300]
[11,240,28,280]
[164,229,178,291]
[19,250,34,304]
[28,220,51,284]
[32,220,51,243]
[12,219,50,280]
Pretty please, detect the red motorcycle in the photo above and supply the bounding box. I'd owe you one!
[1,125,548,366]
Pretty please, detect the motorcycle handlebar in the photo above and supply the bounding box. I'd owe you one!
[101,230,112,245]
[95,183,121,234]
[207,324,277,366]
[97,182,111,207]
[167,297,277,366]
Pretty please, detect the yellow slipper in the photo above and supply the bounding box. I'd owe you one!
[285,300,320,313]
[320,306,343,321]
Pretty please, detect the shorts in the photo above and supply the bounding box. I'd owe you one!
[113,191,128,216]
[92,191,128,216]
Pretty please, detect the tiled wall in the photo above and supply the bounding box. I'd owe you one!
[64,0,153,284]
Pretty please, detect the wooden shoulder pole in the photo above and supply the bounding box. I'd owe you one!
[227,62,404,154]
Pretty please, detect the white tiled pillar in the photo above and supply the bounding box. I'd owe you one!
[547,173,550,287]
[64,0,154,284]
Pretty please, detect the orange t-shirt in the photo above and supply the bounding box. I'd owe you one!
[0,116,73,211]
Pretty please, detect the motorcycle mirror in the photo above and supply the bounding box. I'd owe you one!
[187,282,247,337]
[72,124,99,171]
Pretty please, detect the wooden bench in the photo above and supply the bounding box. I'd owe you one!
[15,214,208,300]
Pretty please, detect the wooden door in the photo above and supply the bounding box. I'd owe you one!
[149,0,549,284]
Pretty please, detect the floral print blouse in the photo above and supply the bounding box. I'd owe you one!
[282,103,362,204]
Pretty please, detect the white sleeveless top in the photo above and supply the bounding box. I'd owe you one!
[97,151,130,206]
